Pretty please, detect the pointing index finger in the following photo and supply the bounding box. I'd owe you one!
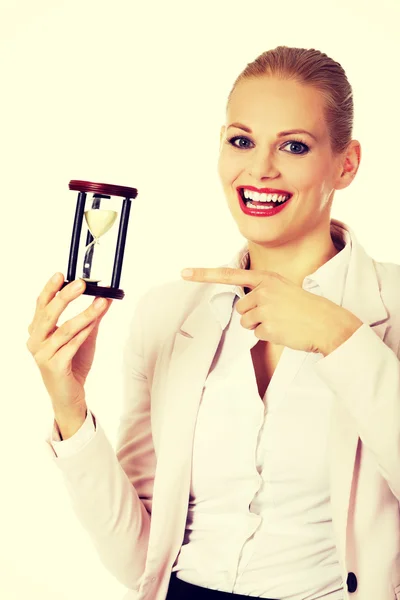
[180,267,259,288]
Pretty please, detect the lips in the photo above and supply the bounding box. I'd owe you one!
[236,188,293,217]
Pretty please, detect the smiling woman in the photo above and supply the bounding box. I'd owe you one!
[217,47,361,285]
[33,45,400,600]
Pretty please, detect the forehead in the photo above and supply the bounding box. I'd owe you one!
[228,77,327,135]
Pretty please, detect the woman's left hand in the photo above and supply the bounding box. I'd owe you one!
[181,267,363,356]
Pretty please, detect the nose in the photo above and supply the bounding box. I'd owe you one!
[248,148,280,180]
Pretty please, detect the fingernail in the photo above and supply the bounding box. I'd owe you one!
[51,273,61,283]
[94,298,106,309]
[72,279,84,291]
[181,269,193,278]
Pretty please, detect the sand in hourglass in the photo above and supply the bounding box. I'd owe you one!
[85,209,117,238]
[83,209,118,283]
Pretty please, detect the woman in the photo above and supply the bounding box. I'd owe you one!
[27,46,400,600]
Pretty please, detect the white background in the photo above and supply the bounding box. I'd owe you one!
[1,0,399,598]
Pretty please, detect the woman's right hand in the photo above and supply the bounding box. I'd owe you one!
[26,273,113,418]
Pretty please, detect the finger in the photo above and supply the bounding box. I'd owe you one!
[181,267,263,289]
[32,294,106,364]
[28,273,64,335]
[235,289,261,314]
[239,307,264,331]
[50,319,98,370]
[97,298,113,317]
[84,298,113,334]
[29,273,77,335]
[30,277,87,344]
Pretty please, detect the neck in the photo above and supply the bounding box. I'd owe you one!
[245,227,341,288]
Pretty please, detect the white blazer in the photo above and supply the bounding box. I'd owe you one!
[47,219,400,600]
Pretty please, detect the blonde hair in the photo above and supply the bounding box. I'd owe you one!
[227,46,354,156]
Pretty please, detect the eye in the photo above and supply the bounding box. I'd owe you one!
[227,136,253,149]
[282,140,310,155]
[227,136,310,155]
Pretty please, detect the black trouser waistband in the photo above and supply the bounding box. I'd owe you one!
[166,572,280,599]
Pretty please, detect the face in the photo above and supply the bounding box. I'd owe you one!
[218,76,359,251]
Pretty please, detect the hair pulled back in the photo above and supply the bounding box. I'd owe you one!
[227,46,354,156]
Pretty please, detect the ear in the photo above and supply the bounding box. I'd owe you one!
[334,140,361,191]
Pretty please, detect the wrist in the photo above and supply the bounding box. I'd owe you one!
[319,307,363,357]
[54,404,88,440]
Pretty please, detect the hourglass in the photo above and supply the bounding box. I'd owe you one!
[60,180,138,299]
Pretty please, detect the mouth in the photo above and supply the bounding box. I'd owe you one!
[236,187,293,217]
[239,187,292,205]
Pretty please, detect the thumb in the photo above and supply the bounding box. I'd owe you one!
[94,298,113,323]
[87,301,112,340]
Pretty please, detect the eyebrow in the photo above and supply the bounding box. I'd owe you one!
[227,122,318,142]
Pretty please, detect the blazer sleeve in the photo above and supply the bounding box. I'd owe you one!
[314,322,400,502]
[50,408,96,456]
[49,288,157,591]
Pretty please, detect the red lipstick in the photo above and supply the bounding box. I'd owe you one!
[236,188,292,218]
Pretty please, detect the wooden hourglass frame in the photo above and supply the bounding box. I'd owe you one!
[60,180,138,300]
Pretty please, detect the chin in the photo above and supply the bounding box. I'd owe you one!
[236,223,282,245]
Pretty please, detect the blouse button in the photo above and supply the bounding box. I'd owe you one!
[346,572,358,592]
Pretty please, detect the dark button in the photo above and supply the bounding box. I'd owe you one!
[347,572,358,593]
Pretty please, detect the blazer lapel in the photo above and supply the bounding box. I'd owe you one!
[145,296,223,571]
[328,227,389,563]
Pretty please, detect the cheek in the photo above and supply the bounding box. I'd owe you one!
[292,161,327,192]
[218,150,242,185]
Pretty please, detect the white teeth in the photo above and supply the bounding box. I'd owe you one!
[246,202,274,210]
[242,189,289,203]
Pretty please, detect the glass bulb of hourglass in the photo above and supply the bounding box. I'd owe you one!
[82,209,118,284]
[85,209,118,238]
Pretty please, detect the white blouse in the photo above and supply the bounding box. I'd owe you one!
[50,231,351,600]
